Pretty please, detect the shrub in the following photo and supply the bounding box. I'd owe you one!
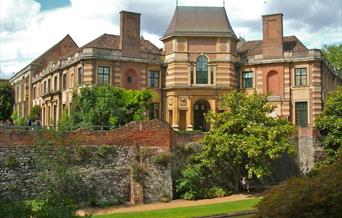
[0,198,33,218]
[153,151,172,167]
[160,192,171,203]
[203,187,227,199]
[255,153,342,218]
[131,162,146,184]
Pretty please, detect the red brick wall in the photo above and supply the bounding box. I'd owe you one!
[0,120,172,148]
[260,64,285,97]
[0,120,205,148]
[120,62,142,89]
[188,37,216,53]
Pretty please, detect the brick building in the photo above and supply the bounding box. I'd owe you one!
[9,6,342,130]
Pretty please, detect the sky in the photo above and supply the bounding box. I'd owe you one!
[0,0,341,79]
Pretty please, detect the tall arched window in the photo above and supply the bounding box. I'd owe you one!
[196,56,208,84]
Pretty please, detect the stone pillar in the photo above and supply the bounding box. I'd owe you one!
[186,97,193,131]
[210,98,217,113]
[171,96,179,131]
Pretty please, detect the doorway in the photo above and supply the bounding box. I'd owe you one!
[193,100,210,131]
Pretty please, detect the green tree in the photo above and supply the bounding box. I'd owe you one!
[177,92,296,199]
[29,105,41,121]
[315,87,342,166]
[322,43,342,72]
[0,82,14,121]
[69,85,152,128]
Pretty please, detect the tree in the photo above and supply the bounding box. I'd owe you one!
[255,152,342,218]
[315,87,342,166]
[177,91,296,199]
[322,43,342,72]
[69,85,152,128]
[0,82,14,121]
[29,105,41,121]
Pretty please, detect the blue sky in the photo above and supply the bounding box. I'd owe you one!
[0,0,341,79]
[37,0,71,11]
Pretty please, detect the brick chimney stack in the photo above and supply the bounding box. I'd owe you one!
[120,11,141,57]
[262,13,284,59]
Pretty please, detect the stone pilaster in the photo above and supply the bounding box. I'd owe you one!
[171,96,179,131]
[186,97,193,131]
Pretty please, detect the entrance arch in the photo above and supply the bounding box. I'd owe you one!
[193,100,210,131]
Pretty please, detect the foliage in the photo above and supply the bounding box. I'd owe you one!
[202,187,228,199]
[322,43,342,72]
[11,111,26,126]
[315,87,342,167]
[131,162,146,184]
[177,91,296,199]
[0,198,33,218]
[69,85,152,128]
[35,126,90,217]
[93,198,261,218]
[255,152,342,218]
[29,105,41,121]
[153,151,172,167]
[0,82,14,121]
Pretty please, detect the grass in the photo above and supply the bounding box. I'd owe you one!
[93,197,260,218]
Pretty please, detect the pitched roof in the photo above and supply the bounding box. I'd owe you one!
[162,6,236,40]
[32,34,79,65]
[237,35,308,56]
[78,33,160,54]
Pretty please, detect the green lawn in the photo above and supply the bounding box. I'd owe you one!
[93,198,260,218]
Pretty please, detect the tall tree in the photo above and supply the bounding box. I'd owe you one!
[316,87,342,166]
[69,85,152,128]
[322,43,342,73]
[177,91,296,199]
[0,82,14,121]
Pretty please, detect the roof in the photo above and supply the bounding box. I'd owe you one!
[237,35,308,56]
[31,34,78,65]
[162,6,237,40]
[10,34,79,81]
[77,33,161,54]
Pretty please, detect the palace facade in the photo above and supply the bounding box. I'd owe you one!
[9,6,342,130]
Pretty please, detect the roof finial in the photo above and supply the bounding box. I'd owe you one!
[223,0,225,7]
[176,0,178,7]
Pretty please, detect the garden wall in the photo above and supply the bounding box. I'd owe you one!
[0,120,176,205]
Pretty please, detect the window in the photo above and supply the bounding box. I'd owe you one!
[44,81,47,94]
[78,67,84,85]
[295,68,307,86]
[295,102,308,127]
[98,66,110,84]
[196,56,208,84]
[63,74,67,90]
[48,79,51,92]
[70,73,74,88]
[242,71,253,88]
[54,76,57,91]
[149,103,159,119]
[210,65,214,84]
[148,70,159,88]
[127,76,133,84]
[33,86,36,99]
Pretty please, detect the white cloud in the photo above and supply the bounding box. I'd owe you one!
[0,0,341,79]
